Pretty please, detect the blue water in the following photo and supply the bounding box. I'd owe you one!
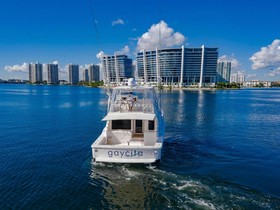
[0,84,280,209]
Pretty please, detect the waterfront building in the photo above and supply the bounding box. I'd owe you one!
[68,64,79,85]
[217,61,231,83]
[102,54,133,84]
[136,45,218,87]
[88,64,100,82]
[243,80,271,87]
[46,64,59,84]
[59,80,68,85]
[132,62,137,78]
[7,79,25,84]
[29,62,43,83]
[83,69,89,82]
[230,72,245,83]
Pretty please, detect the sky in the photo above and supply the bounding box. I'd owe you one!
[1,0,280,81]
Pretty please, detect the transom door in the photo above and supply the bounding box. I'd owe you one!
[135,120,143,134]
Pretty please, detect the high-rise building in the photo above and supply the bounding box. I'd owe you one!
[83,68,89,82]
[88,64,100,82]
[68,64,79,85]
[132,61,137,78]
[230,72,245,83]
[29,62,43,83]
[217,61,231,83]
[46,63,59,84]
[137,45,218,87]
[102,54,132,84]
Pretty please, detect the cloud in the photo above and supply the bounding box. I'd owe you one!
[96,51,105,60]
[59,65,68,74]
[52,61,59,65]
[267,67,280,77]
[4,63,29,72]
[116,45,130,55]
[129,37,138,41]
[218,55,241,72]
[250,39,280,70]
[79,65,85,70]
[112,18,124,26]
[136,20,186,51]
[246,74,257,79]
[95,46,130,61]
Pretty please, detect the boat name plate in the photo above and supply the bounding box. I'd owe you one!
[108,149,143,158]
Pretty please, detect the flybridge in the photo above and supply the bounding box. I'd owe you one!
[108,86,158,114]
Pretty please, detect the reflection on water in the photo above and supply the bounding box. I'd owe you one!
[90,162,155,209]
[175,90,185,124]
[58,102,72,108]
[195,90,205,126]
[89,162,280,209]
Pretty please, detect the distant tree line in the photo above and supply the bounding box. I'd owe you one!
[271,82,280,87]
[79,81,104,87]
[25,80,104,87]
[215,82,241,89]
[253,83,265,88]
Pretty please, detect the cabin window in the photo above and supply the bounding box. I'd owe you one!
[148,120,155,131]
[112,120,131,130]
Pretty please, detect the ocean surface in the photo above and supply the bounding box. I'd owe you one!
[0,84,280,209]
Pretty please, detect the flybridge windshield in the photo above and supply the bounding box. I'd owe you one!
[112,89,156,101]
[111,88,156,103]
[109,87,159,113]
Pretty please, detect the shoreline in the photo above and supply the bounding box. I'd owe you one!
[2,83,278,90]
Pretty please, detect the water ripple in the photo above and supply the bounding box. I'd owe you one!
[88,163,280,209]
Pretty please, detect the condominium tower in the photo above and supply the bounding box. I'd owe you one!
[217,61,231,83]
[102,54,132,84]
[83,69,89,82]
[46,63,59,84]
[29,62,43,83]
[88,64,100,82]
[137,45,218,87]
[230,72,245,83]
[68,64,79,85]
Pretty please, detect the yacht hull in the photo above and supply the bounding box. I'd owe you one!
[91,134,163,164]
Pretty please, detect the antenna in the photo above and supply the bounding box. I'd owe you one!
[88,0,111,96]
[158,0,162,51]
[157,0,162,108]
[88,0,100,51]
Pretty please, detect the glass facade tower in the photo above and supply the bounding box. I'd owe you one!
[102,54,132,84]
[88,64,100,82]
[137,46,218,87]
[217,61,231,83]
[68,64,79,85]
[47,64,59,84]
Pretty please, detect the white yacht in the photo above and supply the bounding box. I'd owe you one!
[91,78,164,164]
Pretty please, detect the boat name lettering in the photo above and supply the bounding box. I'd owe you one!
[108,150,143,158]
